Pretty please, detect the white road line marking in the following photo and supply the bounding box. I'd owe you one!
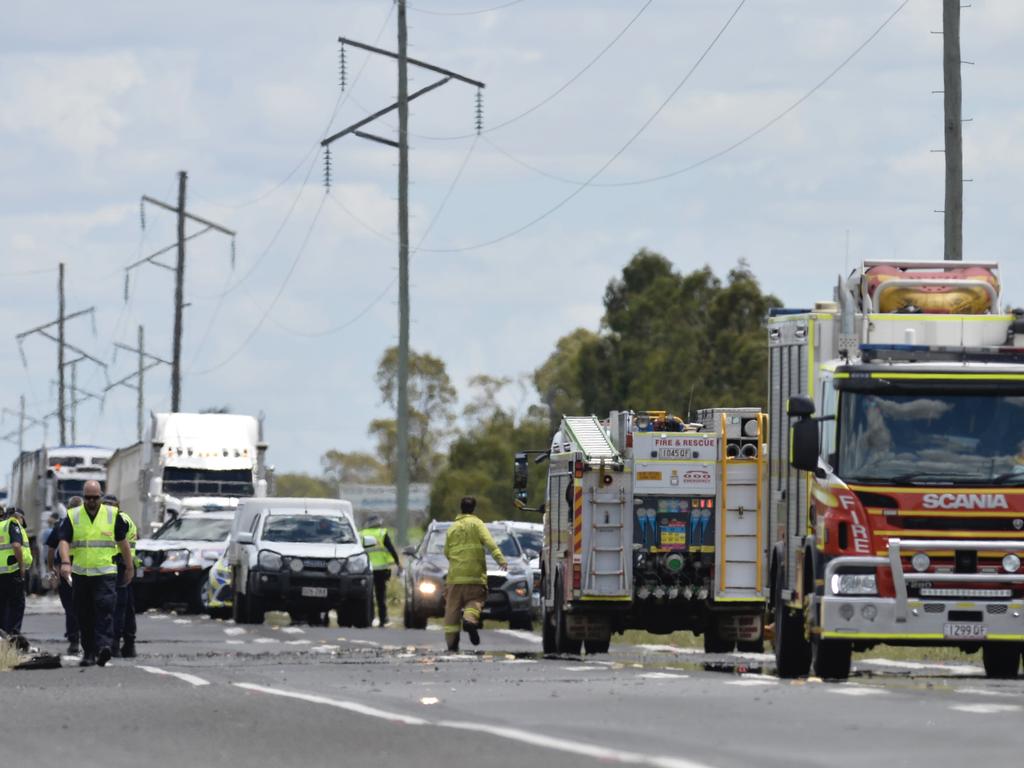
[439,720,716,768]
[137,665,210,687]
[348,639,380,647]
[725,679,776,687]
[225,640,244,645]
[285,639,311,646]
[281,627,305,634]
[495,629,542,643]
[233,683,429,725]
[234,682,717,768]
[955,687,1016,698]
[253,637,279,644]
[501,659,537,664]
[562,665,608,672]
[827,686,887,696]
[638,672,689,679]
[224,627,246,636]
[857,658,983,675]
[636,644,700,655]
[311,644,340,653]
[173,619,192,625]
[951,703,1022,714]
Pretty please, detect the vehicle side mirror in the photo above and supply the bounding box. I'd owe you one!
[791,419,821,473]
[787,395,816,419]
[513,452,529,504]
[524,549,539,560]
[148,476,163,499]
[236,532,255,545]
[402,545,417,557]
[362,535,378,549]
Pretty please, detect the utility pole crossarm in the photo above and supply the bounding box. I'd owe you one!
[114,341,171,366]
[104,360,163,393]
[125,226,214,273]
[320,78,451,147]
[141,196,237,237]
[14,308,94,341]
[338,37,485,89]
[35,330,107,368]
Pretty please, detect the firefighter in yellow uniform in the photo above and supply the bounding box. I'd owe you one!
[443,496,507,651]
[0,507,26,640]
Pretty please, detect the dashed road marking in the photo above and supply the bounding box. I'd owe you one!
[348,639,380,647]
[562,665,609,672]
[827,685,887,696]
[137,665,210,687]
[253,637,279,644]
[955,687,1016,698]
[285,639,311,646]
[951,703,1022,714]
[225,640,244,645]
[281,627,305,635]
[234,683,428,725]
[725,678,776,687]
[495,629,542,644]
[224,627,246,636]
[638,672,689,680]
[173,619,192,625]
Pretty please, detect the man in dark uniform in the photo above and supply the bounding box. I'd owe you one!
[57,480,134,667]
[104,493,138,658]
[47,497,81,655]
[0,505,27,642]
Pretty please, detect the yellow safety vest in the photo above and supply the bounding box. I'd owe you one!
[14,520,32,569]
[360,527,396,571]
[0,518,19,575]
[69,504,120,577]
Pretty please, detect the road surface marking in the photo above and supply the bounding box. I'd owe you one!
[232,683,718,768]
[281,627,305,634]
[137,665,210,687]
[950,703,1022,714]
[285,639,311,646]
[725,678,776,687]
[562,665,609,672]
[234,683,429,725]
[253,637,279,644]
[636,644,701,655]
[857,658,983,676]
[311,644,340,653]
[638,672,689,679]
[495,629,542,643]
[439,720,716,768]
[501,658,537,664]
[955,687,1016,698]
[827,686,887,696]
[348,639,380,647]
[225,640,244,645]
[224,627,246,636]
[173,619,192,625]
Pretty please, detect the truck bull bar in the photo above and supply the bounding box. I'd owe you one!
[824,538,1024,622]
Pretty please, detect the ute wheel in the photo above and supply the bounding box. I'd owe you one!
[982,643,1020,679]
[811,636,852,680]
[509,613,533,632]
[584,637,611,655]
[554,579,582,655]
[404,599,427,630]
[348,593,373,629]
[772,574,810,678]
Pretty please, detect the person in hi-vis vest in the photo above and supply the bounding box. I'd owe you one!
[57,480,134,667]
[359,515,402,627]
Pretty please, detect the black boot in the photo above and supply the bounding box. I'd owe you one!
[67,638,80,655]
[97,647,112,667]
[463,620,480,646]
[121,641,136,658]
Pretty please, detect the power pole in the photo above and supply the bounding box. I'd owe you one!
[943,0,963,261]
[16,263,105,446]
[134,173,235,412]
[323,10,484,544]
[105,325,169,442]
[1,397,47,496]
[69,360,76,443]
[51,358,102,444]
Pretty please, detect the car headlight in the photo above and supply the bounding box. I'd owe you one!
[830,573,877,595]
[162,549,190,570]
[258,550,284,571]
[327,559,342,575]
[418,581,438,595]
[289,558,304,574]
[345,553,369,573]
[512,580,529,598]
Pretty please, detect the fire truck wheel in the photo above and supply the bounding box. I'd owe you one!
[810,637,851,680]
[772,577,810,678]
[554,580,582,655]
[583,637,611,655]
[703,617,735,654]
[541,606,556,653]
[982,642,1021,679]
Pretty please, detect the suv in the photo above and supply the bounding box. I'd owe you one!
[505,521,543,618]
[403,520,534,631]
[134,510,234,613]
[227,498,373,626]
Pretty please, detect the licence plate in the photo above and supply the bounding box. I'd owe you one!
[301,586,328,598]
[943,622,987,640]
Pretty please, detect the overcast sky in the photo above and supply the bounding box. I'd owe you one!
[3,0,1024,478]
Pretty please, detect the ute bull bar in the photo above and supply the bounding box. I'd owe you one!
[825,538,1024,622]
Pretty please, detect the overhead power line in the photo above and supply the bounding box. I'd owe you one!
[410,0,527,16]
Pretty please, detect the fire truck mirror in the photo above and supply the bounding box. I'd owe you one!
[513,453,530,503]
[787,395,815,419]
[791,419,820,473]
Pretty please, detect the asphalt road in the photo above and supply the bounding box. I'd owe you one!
[7,596,1024,768]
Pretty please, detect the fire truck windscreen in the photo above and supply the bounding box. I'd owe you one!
[837,390,1024,485]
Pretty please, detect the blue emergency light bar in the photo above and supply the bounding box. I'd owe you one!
[861,343,1024,364]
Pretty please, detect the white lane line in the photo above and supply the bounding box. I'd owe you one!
[827,686,887,697]
[285,639,311,646]
[501,659,537,665]
[636,644,700,655]
[225,640,244,645]
[234,683,429,725]
[638,672,689,680]
[562,665,609,672]
[857,658,983,676]
[253,638,280,644]
[281,627,305,635]
[955,687,1016,698]
[173,619,192,625]
[725,679,776,687]
[951,703,1022,714]
[233,682,716,768]
[439,720,714,768]
[495,629,542,644]
[224,627,246,636]
[348,639,380,647]
[137,665,210,687]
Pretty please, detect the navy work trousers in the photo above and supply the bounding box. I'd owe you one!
[57,574,79,643]
[372,569,390,624]
[113,570,136,646]
[72,574,117,658]
[0,572,26,635]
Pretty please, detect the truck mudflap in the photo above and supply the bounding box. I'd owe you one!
[821,538,1024,641]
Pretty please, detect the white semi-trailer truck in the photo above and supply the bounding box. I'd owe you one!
[106,412,270,533]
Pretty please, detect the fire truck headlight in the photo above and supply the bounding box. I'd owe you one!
[911,553,930,573]
[1003,554,1021,574]
[830,574,877,595]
